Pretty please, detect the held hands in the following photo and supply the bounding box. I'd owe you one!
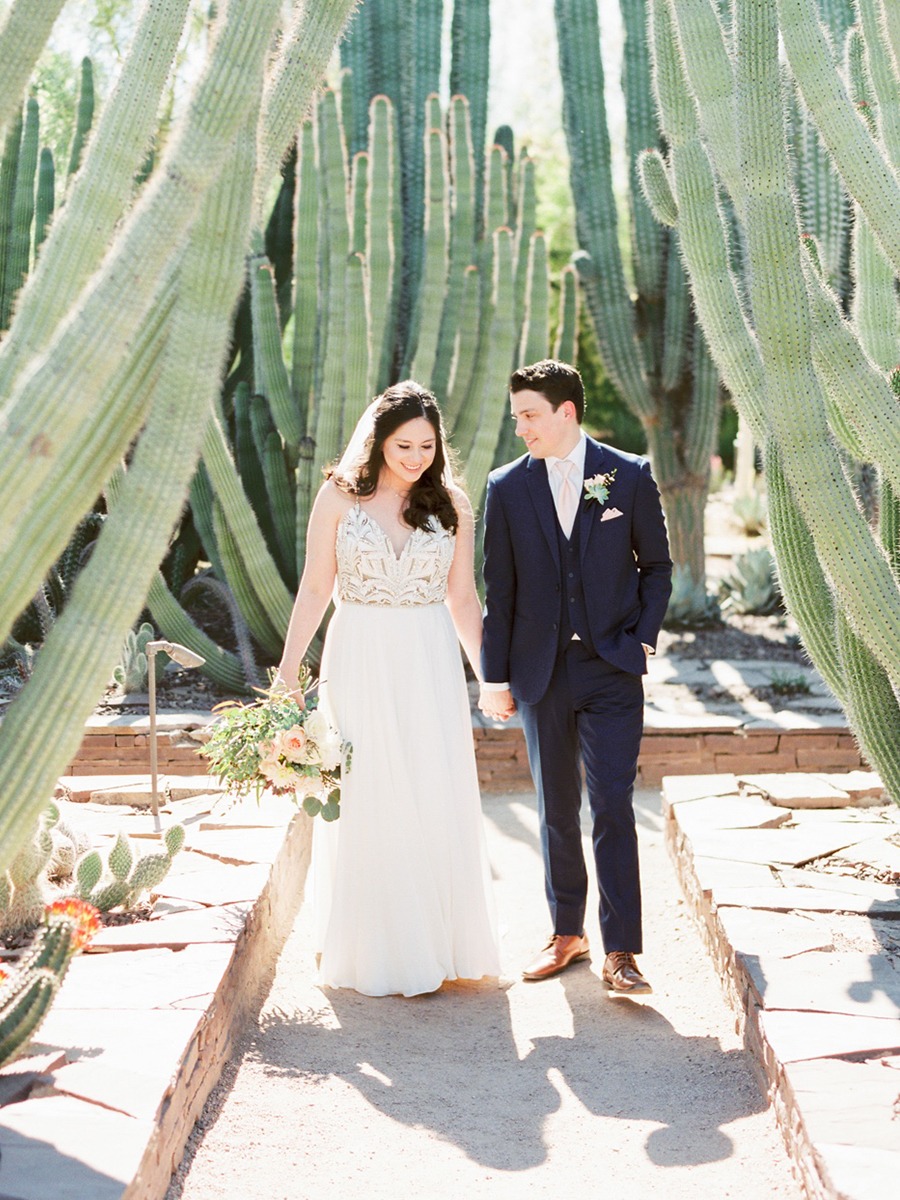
[478,685,516,722]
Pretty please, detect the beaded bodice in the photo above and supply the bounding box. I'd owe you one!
[335,504,455,606]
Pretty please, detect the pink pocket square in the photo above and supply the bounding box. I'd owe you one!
[600,507,624,522]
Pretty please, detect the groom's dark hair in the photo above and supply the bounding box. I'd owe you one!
[510,359,585,422]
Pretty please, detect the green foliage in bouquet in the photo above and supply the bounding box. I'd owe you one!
[201,669,346,821]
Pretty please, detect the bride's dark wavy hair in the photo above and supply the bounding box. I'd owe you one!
[328,381,460,533]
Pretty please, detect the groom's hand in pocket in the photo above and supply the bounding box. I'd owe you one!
[479,685,516,721]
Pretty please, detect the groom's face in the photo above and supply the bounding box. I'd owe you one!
[510,389,579,460]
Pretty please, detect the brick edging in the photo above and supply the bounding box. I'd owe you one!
[65,716,863,794]
[474,724,862,791]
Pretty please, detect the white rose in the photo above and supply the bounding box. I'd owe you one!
[303,709,329,745]
[318,737,343,772]
[293,774,323,799]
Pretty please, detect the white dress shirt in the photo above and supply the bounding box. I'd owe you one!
[545,434,587,531]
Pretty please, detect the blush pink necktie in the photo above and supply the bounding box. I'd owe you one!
[554,459,579,538]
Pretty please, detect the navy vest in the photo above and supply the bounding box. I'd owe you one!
[556,511,595,655]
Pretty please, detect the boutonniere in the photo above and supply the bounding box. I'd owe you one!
[584,469,617,505]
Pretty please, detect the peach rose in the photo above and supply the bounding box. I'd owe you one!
[274,725,308,764]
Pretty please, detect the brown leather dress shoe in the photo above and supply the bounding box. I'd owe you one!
[522,934,590,981]
[602,951,652,996]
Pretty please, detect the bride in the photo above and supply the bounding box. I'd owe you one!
[276,380,500,997]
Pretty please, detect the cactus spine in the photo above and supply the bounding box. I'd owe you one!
[0,899,99,1069]
[554,0,720,607]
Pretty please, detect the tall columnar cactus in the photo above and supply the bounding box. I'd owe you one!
[340,0,491,370]
[554,0,721,611]
[66,57,94,181]
[0,0,359,876]
[648,0,900,799]
[0,0,67,136]
[153,60,568,690]
[0,92,51,335]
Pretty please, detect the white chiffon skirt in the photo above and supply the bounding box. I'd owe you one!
[310,600,500,997]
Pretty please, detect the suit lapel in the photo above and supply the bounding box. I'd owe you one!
[579,437,606,565]
[525,457,561,570]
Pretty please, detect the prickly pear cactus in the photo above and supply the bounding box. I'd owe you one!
[75,824,185,912]
[113,621,165,695]
[75,849,103,899]
[1,814,53,937]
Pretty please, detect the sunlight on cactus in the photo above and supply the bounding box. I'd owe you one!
[0,897,99,1069]
[651,0,900,800]
[0,0,360,877]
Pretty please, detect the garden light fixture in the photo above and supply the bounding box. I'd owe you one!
[146,640,205,831]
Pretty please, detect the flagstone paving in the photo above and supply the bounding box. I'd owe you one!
[664,774,900,1200]
[165,788,802,1200]
[0,690,895,1197]
[0,790,311,1200]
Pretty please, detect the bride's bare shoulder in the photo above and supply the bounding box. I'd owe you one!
[312,482,357,535]
[315,478,357,518]
[448,482,474,521]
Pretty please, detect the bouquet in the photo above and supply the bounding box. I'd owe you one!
[200,670,348,821]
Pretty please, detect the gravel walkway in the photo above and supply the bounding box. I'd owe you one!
[167,788,801,1200]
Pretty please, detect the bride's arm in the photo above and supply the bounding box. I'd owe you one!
[276,482,346,699]
[445,487,484,682]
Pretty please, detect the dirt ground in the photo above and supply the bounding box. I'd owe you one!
[166,789,801,1200]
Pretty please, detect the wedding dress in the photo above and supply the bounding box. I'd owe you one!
[310,502,500,997]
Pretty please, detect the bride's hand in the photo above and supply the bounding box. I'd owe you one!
[273,673,306,710]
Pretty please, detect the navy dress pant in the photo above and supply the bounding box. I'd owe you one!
[518,639,644,953]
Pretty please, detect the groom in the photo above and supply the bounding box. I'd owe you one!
[480,360,672,995]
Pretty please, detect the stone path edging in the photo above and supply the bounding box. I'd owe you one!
[663,773,900,1200]
[63,708,864,794]
[0,790,312,1200]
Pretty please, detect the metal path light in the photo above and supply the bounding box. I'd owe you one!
[146,640,205,832]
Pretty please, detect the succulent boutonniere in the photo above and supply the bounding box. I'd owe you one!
[583,469,617,506]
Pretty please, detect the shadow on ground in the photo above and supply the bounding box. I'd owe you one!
[246,965,764,1172]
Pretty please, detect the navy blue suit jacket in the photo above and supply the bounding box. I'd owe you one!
[481,437,673,705]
